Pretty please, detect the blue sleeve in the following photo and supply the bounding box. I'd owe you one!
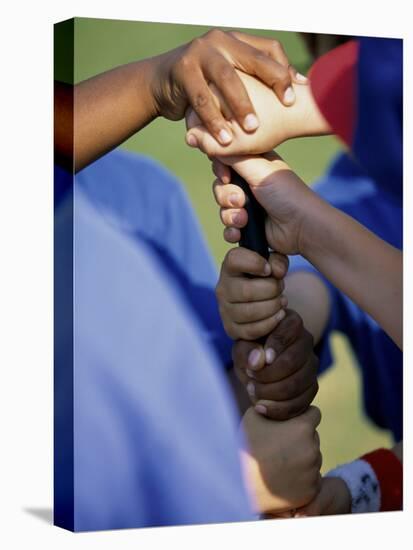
[55,188,253,531]
[75,149,232,366]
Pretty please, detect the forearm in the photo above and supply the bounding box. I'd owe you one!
[284,271,331,344]
[300,198,402,348]
[55,57,162,172]
[74,58,162,171]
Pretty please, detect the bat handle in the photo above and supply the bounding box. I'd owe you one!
[230,168,269,260]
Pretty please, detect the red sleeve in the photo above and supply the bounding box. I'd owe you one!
[362,448,403,511]
[309,40,359,147]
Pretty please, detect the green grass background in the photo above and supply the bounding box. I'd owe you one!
[70,17,392,471]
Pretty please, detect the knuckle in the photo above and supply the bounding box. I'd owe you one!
[254,51,270,64]
[190,36,204,50]
[218,63,236,81]
[208,116,225,132]
[176,54,192,71]
[269,39,282,53]
[193,92,210,110]
[275,65,291,84]
[234,97,253,115]
[205,28,223,41]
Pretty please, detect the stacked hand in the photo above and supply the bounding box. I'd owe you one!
[240,406,323,514]
[211,152,321,257]
[153,29,307,145]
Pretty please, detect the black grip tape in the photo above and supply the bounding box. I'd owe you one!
[230,168,269,260]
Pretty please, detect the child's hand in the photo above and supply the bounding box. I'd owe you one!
[212,152,322,256]
[293,477,351,517]
[216,247,289,340]
[185,70,328,157]
[153,29,303,146]
[232,309,319,420]
[240,406,322,514]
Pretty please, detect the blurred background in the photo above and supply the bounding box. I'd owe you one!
[65,18,392,472]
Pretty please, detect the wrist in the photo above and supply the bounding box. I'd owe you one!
[326,448,403,514]
[282,83,331,142]
[297,190,331,258]
[138,55,165,121]
[149,45,187,121]
[333,478,352,514]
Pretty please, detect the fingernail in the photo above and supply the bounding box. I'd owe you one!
[280,295,288,307]
[229,193,240,207]
[283,86,295,104]
[187,134,198,147]
[243,113,259,131]
[246,381,255,398]
[232,213,242,225]
[246,368,255,378]
[219,129,232,144]
[265,348,276,364]
[275,309,286,322]
[295,72,308,83]
[263,263,271,276]
[248,348,261,369]
[255,404,267,415]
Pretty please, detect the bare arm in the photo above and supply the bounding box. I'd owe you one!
[55,30,304,173]
[299,197,402,349]
[55,59,159,172]
[284,271,331,345]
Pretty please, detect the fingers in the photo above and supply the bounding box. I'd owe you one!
[232,341,266,385]
[269,252,289,279]
[212,178,246,208]
[226,296,287,324]
[253,381,319,420]
[224,309,287,342]
[224,226,241,243]
[220,207,248,229]
[261,310,309,371]
[218,274,283,304]
[205,60,260,132]
[221,247,272,277]
[225,31,294,105]
[250,356,318,401]
[212,158,232,184]
[252,331,316,384]
[181,66,234,146]
[229,31,308,88]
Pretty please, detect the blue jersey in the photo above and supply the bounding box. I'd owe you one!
[289,153,402,441]
[54,152,252,531]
